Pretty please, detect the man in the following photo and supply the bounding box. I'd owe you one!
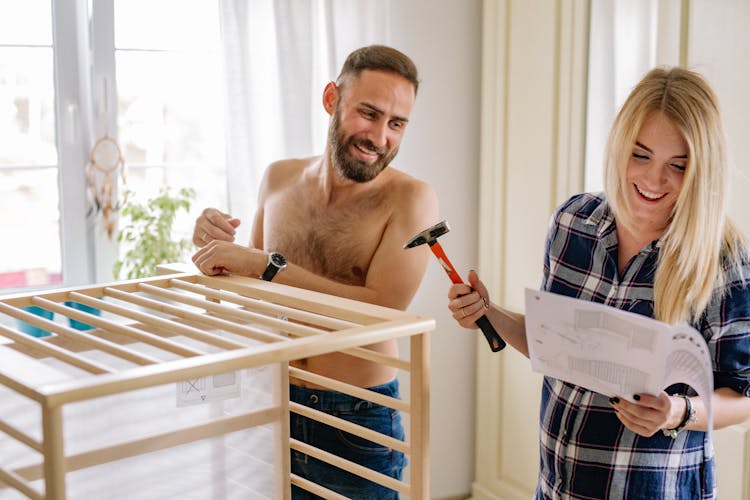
[192,45,438,499]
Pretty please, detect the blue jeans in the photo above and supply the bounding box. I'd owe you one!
[289,378,406,499]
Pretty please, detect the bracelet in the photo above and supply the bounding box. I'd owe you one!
[662,394,696,439]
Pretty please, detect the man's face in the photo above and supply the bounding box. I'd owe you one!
[328,70,416,183]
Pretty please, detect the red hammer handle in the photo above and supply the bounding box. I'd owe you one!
[429,241,464,284]
[429,242,506,352]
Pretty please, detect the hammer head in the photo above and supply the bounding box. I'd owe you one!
[404,220,451,249]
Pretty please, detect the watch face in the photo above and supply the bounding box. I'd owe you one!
[270,252,287,267]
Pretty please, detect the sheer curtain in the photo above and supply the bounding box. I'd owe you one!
[218,0,388,244]
[584,0,682,192]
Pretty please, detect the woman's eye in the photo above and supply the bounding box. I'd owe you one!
[632,152,649,160]
[670,163,686,172]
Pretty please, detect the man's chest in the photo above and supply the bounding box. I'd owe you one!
[262,197,389,285]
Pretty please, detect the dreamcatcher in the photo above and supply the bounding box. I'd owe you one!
[86,134,125,239]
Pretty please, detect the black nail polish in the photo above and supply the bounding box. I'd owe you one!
[633,394,641,401]
[609,397,620,405]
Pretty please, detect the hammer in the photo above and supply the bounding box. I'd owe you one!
[404,220,506,352]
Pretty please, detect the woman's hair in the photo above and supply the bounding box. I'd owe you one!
[603,66,746,324]
[336,45,420,95]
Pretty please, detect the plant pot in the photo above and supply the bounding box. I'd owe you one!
[64,301,101,330]
[17,306,54,338]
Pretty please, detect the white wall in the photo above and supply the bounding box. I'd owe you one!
[388,1,483,498]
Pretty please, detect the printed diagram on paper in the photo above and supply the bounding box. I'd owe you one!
[524,288,714,430]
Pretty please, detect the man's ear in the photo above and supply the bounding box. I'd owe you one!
[322,81,338,115]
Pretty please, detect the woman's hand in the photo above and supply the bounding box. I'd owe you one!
[447,270,491,329]
[610,392,685,437]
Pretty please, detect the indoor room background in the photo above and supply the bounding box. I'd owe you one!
[1,1,748,499]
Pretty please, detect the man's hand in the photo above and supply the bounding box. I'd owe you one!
[192,241,266,277]
[193,208,241,247]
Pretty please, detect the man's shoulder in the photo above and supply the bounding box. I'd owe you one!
[380,167,436,202]
[262,156,319,191]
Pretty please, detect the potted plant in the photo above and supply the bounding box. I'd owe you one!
[113,187,196,279]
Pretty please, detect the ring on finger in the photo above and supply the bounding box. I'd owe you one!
[461,307,467,318]
[482,296,489,309]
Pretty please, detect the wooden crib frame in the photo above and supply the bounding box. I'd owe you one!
[0,269,433,499]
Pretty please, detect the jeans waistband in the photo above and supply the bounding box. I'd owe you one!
[289,378,400,412]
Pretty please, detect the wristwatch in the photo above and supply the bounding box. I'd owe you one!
[662,394,696,439]
[260,252,287,281]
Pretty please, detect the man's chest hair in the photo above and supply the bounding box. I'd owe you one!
[266,196,388,284]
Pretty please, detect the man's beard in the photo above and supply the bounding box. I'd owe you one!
[328,108,399,183]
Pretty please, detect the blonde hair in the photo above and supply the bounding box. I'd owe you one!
[603,67,746,324]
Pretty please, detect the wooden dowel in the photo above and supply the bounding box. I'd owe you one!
[0,418,43,452]
[0,302,157,366]
[0,467,42,500]
[9,407,281,484]
[289,473,348,500]
[69,292,246,351]
[288,401,409,454]
[0,324,111,375]
[138,283,329,338]
[103,287,287,344]
[31,297,204,358]
[170,280,360,330]
[288,367,409,413]
[290,439,408,495]
[139,284,408,370]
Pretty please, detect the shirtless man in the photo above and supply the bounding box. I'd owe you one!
[191,45,438,499]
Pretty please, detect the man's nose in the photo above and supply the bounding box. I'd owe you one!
[369,120,389,148]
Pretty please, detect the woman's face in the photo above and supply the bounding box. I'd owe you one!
[624,111,688,236]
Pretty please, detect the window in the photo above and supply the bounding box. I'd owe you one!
[0,1,60,290]
[0,0,226,293]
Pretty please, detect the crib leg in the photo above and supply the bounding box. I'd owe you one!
[42,405,65,500]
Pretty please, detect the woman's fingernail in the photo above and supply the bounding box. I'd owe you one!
[633,394,641,401]
[609,397,619,405]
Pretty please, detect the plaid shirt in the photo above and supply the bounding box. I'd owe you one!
[536,193,750,500]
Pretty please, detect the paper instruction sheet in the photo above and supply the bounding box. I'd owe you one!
[524,288,714,432]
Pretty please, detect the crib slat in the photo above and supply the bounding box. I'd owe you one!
[103,287,286,344]
[0,302,157,366]
[290,439,408,495]
[288,367,409,413]
[288,401,409,453]
[0,418,43,452]
[138,283,329,338]
[289,473,349,500]
[31,297,204,358]
[68,291,247,351]
[170,279,360,330]
[0,324,112,374]
[0,466,43,500]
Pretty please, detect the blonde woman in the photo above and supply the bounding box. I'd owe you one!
[448,67,750,498]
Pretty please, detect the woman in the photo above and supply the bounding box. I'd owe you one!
[449,67,750,499]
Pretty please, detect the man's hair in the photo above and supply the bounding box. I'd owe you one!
[336,45,419,95]
[603,66,746,324]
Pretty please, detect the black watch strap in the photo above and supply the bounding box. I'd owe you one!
[260,252,287,281]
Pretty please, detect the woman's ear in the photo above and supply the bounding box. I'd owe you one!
[322,81,338,115]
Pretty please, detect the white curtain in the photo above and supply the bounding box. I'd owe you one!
[584,0,682,192]
[217,0,388,244]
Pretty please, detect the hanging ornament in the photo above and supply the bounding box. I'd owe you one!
[86,135,125,239]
